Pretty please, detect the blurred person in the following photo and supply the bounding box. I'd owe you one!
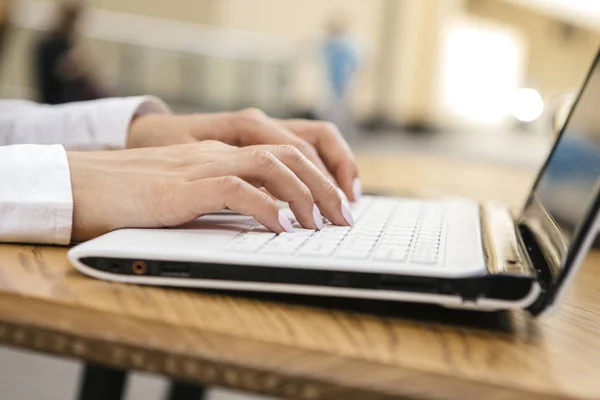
[0,96,359,244]
[33,1,110,105]
[320,14,360,140]
[0,0,10,64]
[323,17,358,101]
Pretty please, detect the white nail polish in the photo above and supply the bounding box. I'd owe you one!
[352,178,362,203]
[312,204,324,230]
[340,202,355,226]
[278,212,294,233]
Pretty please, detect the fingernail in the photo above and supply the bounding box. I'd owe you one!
[312,204,324,230]
[278,211,294,233]
[341,201,355,226]
[352,178,362,203]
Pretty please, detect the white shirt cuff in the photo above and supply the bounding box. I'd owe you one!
[0,144,73,245]
[92,95,171,149]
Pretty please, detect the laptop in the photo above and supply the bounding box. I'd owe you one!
[68,49,600,316]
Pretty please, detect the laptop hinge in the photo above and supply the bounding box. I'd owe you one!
[517,222,556,314]
[480,203,536,277]
[480,203,552,315]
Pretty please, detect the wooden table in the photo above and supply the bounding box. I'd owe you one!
[1,154,600,400]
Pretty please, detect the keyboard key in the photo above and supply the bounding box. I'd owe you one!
[373,248,393,260]
[345,237,378,245]
[323,225,351,231]
[380,238,411,246]
[313,237,344,245]
[337,249,371,259]
[261,242,298,254]
[382,235,413,242]
[291,229,316,236]
[385,227,413,234]
[411,256,438,265]
[381,244,409,253]
[299,243,336,256]
[389,250,409,261]
[237,242,267,252]
[245,197,456,266]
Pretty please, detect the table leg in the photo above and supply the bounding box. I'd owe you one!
[76,363,128,400]
[166,381,207,400]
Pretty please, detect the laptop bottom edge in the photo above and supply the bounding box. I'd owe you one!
[73,257,542,312]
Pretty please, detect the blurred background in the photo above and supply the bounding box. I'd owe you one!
[1,0,598,168]
[0,0,599,399]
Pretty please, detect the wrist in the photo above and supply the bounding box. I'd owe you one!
[126,113,148,148]
[67,151,115,242]
[125,96,172,149]
[184,111,239,145]
[126,113,170,148]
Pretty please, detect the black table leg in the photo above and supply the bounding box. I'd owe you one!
[166,381,207,400]
[77,363,128,400]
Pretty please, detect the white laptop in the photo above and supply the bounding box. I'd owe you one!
[68,49,600,316]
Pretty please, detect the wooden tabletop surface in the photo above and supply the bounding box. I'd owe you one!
[1,154,600,400]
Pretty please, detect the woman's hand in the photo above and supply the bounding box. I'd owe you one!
[127,108,361,202]
[67,141,353,242]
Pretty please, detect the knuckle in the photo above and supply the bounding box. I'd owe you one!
[237,107,267,122]
[298,186,313,203]
[258,190,275,207]
[323,181,340,199]
[296,140,316,156]
[278,144,303,162]
[322,121,341,136]
[220,176,245,196]
[234,108,268,135]
[252,149,279,170]
[184,144,209,165]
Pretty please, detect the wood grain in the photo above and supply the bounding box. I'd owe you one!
[0,154,599,400]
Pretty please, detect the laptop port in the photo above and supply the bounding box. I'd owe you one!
[159,263,191,277]
[132,261,147,275]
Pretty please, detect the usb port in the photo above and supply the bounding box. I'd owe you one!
[159,263,191,277]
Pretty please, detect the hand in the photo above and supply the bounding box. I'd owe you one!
[127,108,361,202]
[67,141,354,242]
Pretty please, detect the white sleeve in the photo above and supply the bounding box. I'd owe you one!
[0,96,170,245]
[0,96,170,150]
[0,144,73,245]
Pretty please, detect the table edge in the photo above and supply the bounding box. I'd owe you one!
[0,291,574,400]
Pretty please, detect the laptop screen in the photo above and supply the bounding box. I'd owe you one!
[521,49,600,286]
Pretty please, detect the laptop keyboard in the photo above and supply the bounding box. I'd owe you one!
[228,197,447,265]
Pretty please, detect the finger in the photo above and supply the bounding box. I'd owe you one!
[259,187,277,200]
[278,120,360,202]
[250,145,353,227]
[242,149,321,230]
[233,108,338,184]
[179,176,293,234]
[183,149,322,230]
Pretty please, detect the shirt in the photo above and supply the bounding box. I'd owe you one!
[0,96,169,245]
